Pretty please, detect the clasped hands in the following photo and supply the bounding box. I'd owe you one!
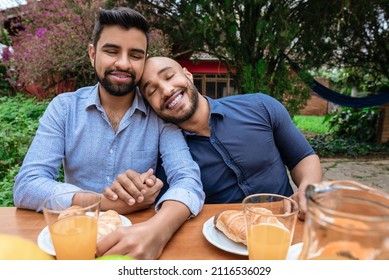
[103,168,163,208]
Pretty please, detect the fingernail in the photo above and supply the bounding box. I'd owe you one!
[128,198,135,205]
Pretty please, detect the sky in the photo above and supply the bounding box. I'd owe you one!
[0,0,27,11]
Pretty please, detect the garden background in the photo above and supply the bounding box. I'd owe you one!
[1,0,388,206]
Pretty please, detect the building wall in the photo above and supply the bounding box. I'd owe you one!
[299,78,330,116]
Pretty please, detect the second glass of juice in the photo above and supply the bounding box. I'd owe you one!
[42,190,101,260]
[243,193,299,260]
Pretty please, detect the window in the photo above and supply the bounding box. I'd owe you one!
[193,74,235,98]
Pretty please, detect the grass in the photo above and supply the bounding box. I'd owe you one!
[293,115,331,135]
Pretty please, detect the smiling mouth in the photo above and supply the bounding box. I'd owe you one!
[108,70,134,81]
[166,91,184,109]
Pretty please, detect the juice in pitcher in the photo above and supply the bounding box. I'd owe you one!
[247,223,291,260]
[50,215,98,260]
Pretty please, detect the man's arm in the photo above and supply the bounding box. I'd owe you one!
[290,154,323,219]
[96,200,190,259]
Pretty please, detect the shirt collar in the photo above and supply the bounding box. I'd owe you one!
[204,96,225,118]
[183,96,225,137]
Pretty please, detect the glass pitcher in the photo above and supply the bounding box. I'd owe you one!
[299,180,389,260]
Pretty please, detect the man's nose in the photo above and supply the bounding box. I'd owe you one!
[160,82,174,98]
[115,54,132,70]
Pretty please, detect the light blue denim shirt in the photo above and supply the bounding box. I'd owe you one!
[13,84,205,214]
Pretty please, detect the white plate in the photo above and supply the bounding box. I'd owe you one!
[37,212,132,256]
[202,216,303,259]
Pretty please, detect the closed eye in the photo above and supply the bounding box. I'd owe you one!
[166,74,175,80]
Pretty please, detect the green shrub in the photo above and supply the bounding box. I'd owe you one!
[326,107,379,142]
[0,94,49,180]
[307,134,389,158]
[0,165,19,206]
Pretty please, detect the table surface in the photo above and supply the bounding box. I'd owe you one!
[0,204,304,260]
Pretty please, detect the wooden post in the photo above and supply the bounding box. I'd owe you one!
[377,103,389,144]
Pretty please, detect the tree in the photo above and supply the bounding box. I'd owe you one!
[118,0,388,113]
[119,0,311,115]
[2,0,103,98]
[285,0,389,94]
[2,0,171,98]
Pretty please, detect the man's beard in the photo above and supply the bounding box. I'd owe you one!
[159,83,199,125]
[95,68,136,97]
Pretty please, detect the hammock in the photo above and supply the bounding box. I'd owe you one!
[311,79,389,108]
[284,55,389,108]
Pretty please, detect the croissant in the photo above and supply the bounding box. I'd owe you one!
[97,210,122,239]
[214,210,248,245]
[213,208,278,245]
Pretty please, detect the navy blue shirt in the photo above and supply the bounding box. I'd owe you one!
[157,93,315,203]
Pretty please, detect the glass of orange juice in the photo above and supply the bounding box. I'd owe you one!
[243,193,299,260]
[42,190,101,260]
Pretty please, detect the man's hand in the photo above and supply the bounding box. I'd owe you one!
[103,168,163,206]
[290,190,307,221]
[96,201,190,260]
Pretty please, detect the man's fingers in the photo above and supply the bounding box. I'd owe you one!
[103,187,118,200]
[140,168,155,187]
[112,176,141,205]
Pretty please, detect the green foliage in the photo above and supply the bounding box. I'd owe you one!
[307,134,389,158]
[2,0,172,98]
[0,95,50,206]
[0,62,13,96]
[293,114,389,158]
[129,0,312,114]
[0,165,19,207]
[326,107,379,142]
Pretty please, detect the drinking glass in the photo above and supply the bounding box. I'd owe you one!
[299,180,389,260]
[42,190,101,260]
[243,193,299,260]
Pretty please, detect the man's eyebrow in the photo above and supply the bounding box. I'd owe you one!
[101,43,119,49]
[101,44,145,55]
[142,66,172,93]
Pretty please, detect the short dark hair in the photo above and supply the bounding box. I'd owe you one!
[92,7,149,48]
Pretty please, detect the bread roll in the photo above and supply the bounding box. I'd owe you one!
[97,210,122,239]
[214,210,247,245]
[213,208,280,245]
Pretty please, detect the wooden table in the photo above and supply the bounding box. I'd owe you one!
[0,204,304,260]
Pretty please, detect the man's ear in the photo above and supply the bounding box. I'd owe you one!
[183,67,194,82]
[88,44,95,67]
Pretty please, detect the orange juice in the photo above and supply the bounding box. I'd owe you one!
[49,215,97,260]
[247,223,291,260]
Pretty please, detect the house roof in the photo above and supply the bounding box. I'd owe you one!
[0,0,27,11]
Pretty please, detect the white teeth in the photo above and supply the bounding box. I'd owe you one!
[168,94,183,109]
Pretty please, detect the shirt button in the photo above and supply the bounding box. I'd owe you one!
[226,160,232,165]
[106,176,110,181]
[109,149,113,154]
[211,138,215,143]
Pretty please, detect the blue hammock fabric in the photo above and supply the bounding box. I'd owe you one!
[311,79,389,108]
[284,55,389,108]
